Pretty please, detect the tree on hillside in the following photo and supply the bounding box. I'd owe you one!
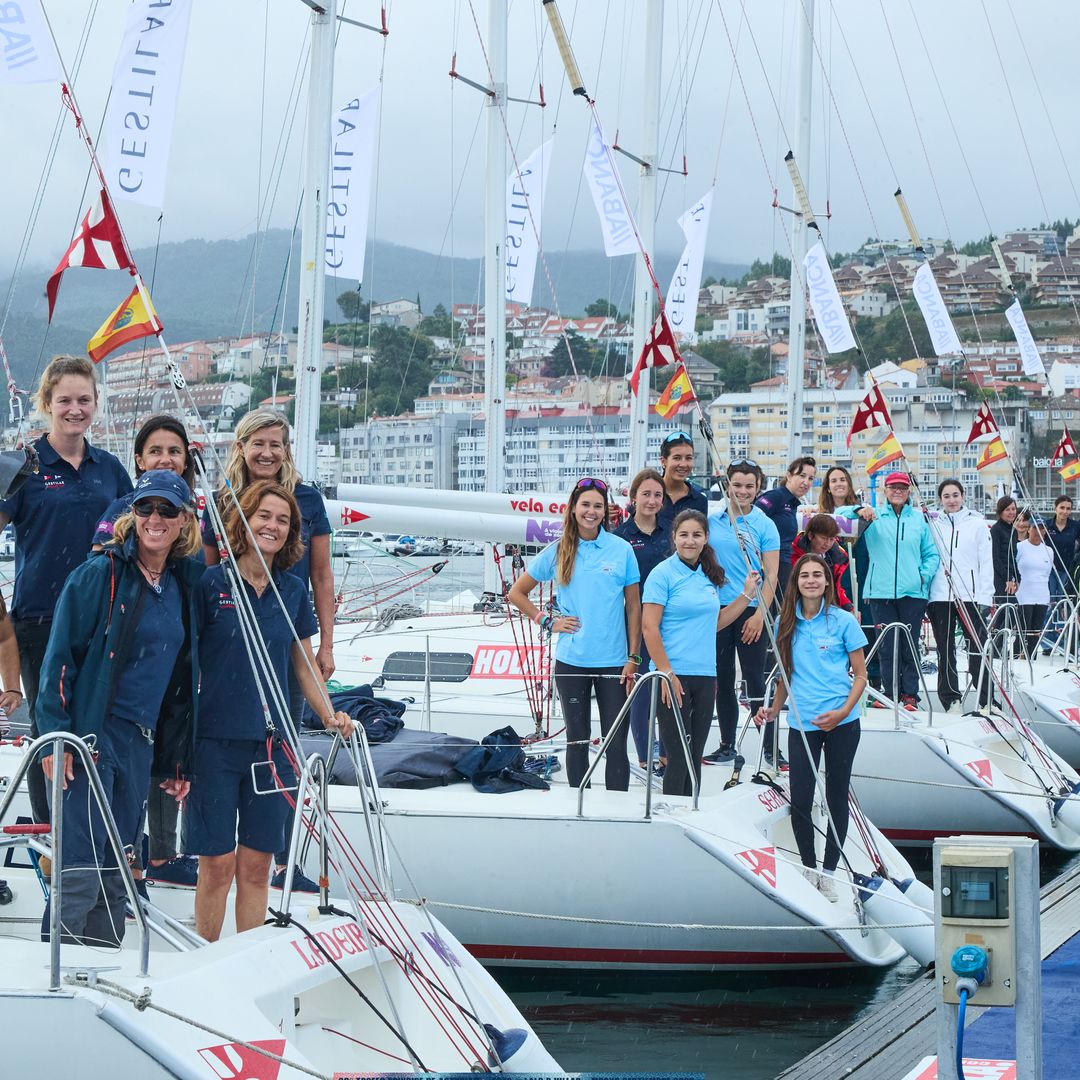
[417,302,453,338]
[584,298,628,322]
[739,254,791,285]
[855,301,932,362]
[543,329,619,379]
[336,289,369,322]
[695,340,770,392]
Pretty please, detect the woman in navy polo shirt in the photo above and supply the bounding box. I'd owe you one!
[755,553,868,902]
[187,480,354,942]
[643,510,756,797]
[615,468,671,769]
[657,431,708,535]
[35,470,201,945]
[0,355,132,825]
[509,477,641,791]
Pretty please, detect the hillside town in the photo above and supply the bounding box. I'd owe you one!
[53,225,1080,510]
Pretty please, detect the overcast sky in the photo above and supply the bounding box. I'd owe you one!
[6,0,1079,288]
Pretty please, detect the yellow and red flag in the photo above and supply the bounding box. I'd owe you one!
[976,437,1008,471]
[87,285,162,363]
[655,364,697,419]
[865,433,904,475]
[1059,458,1080,482]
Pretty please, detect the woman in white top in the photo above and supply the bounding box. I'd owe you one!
[1015,517,1055,657]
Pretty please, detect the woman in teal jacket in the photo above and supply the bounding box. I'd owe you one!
[855,471,939,709]
[36,471,203,946]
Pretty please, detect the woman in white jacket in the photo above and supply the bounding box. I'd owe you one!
[927,479,995,712]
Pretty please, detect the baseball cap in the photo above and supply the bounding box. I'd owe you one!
[131,469,193,508]
[883,471,912,487]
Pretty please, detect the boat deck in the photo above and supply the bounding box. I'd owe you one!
[776,858,1080,1079]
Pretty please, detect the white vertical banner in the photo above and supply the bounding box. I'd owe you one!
[1005,298,1046,378]
[325,87,380,282]
[582,120,638,257]
[505,139,553,306]
[0,0,61,84]
[665,188,714,341]
[803,240,857,353]
[103,0,193,209]
[911,263,962,356]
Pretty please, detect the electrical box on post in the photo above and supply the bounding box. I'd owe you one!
[936,843,1016,1006]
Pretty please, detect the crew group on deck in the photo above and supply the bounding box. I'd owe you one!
[2,356,352,948]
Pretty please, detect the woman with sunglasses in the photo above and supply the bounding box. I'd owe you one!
[509,477,641,790]
[34,471,202,946]
[0,357,133,827]
[755,553,868,902]
[657,431,708,536]
[615,468,671,769]
[187,480,354,941]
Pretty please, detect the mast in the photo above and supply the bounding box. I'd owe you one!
[626,0,663,477]
[483,0,508,497]
[293,0,338,482]
[786,0,814,463]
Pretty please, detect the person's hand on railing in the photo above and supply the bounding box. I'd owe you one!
[42,750,74,790]
[753,705,776,728]
[620,659,638,693]
[660,669,683,708]
[325,710,356,739]
[160,777,190,803]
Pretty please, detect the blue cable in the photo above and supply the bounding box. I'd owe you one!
[956,987,969,1080]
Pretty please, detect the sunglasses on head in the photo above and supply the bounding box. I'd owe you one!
[133,500,183,519]
[728,457,759,470]
[575,477,608,493]
[662,430,693,445]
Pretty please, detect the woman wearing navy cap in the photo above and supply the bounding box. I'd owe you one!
[756,553,868,903]
[187,480,354,941]
[509,477,641,791]
[0,356,132,826]
[35,470,201,945]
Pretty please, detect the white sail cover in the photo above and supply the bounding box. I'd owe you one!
[582,120,638,257]
[803,241,856,353]
[665,188,714,342]
[505,139,553,306]
[104,0,193,209]
[0,0,60,84]
[912,263,962,356]
[1004,299,1046,378]
[325,87,380,282]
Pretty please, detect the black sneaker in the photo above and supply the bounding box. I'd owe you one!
[702,746,736,764]
[763,749,789,772]
[145,854,198,888]
[271,865,321,894]
[134,877,149,902]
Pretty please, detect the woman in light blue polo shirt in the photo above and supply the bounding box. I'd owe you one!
[642,510,757,796]
[756,553,868,902]
[509,477,640,790]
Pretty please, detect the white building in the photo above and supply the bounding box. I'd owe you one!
[1048,358,1080,398]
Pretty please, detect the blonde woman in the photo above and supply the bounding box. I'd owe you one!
[509,477,641,790]
[0,355,132,824]
[36,471,202,945]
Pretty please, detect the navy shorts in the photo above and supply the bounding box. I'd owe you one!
[184,738,296,856]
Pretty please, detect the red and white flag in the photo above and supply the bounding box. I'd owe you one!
[629,309,680,395]
[46,189,132,320]
[965,402,999,445]
[846,384,892,446]
[1052,426,1077,464]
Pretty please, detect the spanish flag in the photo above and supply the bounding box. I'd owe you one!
[655,363,697,419]
[87,285,162,363]
[1060,458,1080,482]
[976,436,1008,471]
[865,433,904,475]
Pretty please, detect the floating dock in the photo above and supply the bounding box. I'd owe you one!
[777,859,1080,1079]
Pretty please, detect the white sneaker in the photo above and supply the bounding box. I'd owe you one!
[946,702,963,716]
[817,869,839,903]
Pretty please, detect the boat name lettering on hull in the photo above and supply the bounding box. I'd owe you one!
[509,497,568,515]
[757,788,786,814]
[471,644,546,679]
[290,923,368,971]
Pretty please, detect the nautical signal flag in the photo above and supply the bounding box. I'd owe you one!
[965,402,999,445]
[1060,458,1080,482]
[655,364,697,419]
[846,384,892,446]
[87,285,162,363]
[865,433,905,475]
[1052,426,1077,464]
[629,309,679,395]
[976,437,1008,471]
[46,189,132,320]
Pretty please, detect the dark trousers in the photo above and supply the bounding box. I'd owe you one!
[927,601,991,710]
[44,719,153,946]
[554,661,629,790]
[1020,604,1048,657]
[869,598,927,701]
[657,675,715,797]
[146,786,180,864]
[715,608,769,749]
[13,617,52,824]
[788,719,861,873]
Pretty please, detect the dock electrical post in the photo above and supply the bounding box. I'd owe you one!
[933,835,1042,1080]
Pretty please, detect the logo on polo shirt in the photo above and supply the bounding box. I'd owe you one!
[42,472,65,490]
[216,591,235,611]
